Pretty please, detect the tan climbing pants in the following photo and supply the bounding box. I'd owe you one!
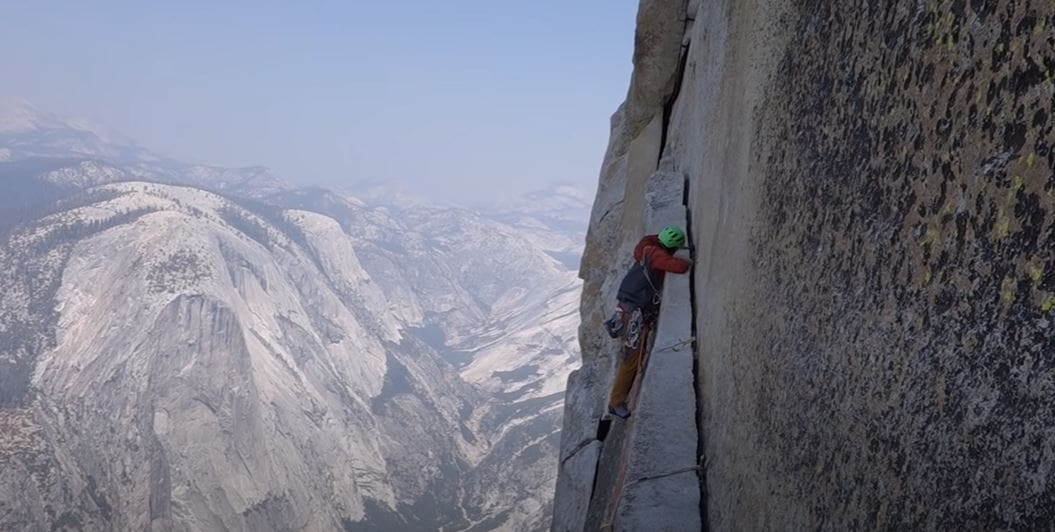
[608,308,653,407]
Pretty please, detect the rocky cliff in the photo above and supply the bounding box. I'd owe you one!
[556,1,1055,529]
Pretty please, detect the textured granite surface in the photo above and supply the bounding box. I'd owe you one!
[557,0,1055,529]
[678,0,1055,529]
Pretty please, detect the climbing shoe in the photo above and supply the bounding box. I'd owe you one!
[608,403,631,419]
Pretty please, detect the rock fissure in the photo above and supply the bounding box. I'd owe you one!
[559,438,599,468]
[594,199,626,227]
[627,464,702,487]
[686,173,708,532]
[659,44,691,167]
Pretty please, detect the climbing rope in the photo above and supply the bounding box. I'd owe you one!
[626,456,705,487]
[653,336,696,353]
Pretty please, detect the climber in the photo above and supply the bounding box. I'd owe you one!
[603,225,691,419]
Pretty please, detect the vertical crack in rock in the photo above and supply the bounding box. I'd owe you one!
[685,173,709,531]
[659,46,692,166]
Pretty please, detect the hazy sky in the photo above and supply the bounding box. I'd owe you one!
[0,1,637,201]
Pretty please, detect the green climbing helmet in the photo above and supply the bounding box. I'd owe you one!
[658,225,686,249]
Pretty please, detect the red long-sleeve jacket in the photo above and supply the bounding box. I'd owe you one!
[633,235,690,284]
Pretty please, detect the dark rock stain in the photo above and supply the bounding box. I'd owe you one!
[740,0,1055,528]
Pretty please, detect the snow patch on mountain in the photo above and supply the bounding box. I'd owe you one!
[0,100,588,531]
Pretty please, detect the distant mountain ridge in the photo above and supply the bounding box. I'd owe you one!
[0,97,288,198]
[0,99,585,531]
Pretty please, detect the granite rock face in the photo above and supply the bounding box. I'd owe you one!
[551,2,695,529]
[556,0,1055,529]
